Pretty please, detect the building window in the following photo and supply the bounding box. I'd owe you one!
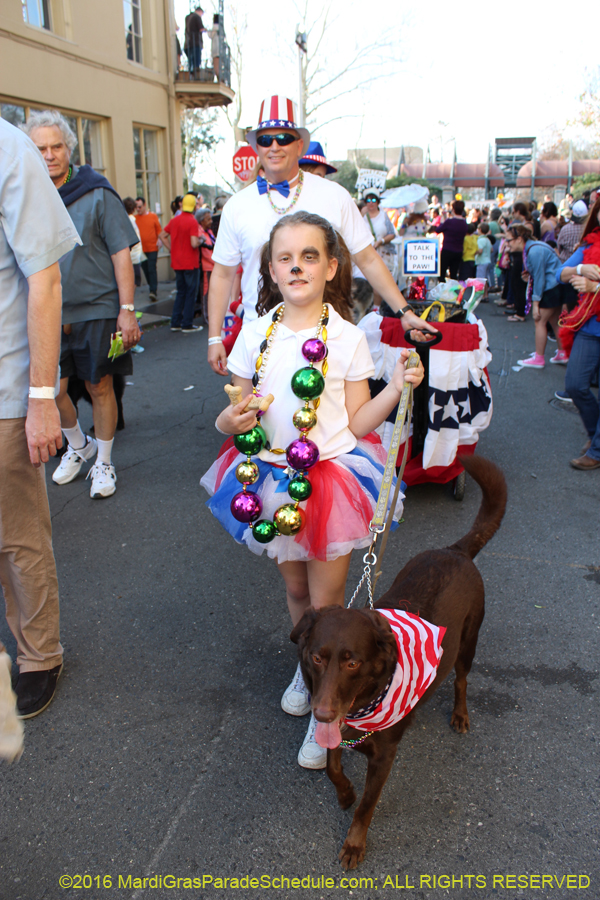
[133,127,161,215]
[21,0,51,30]
[124,0,143,64]
[64,116,105,173]
[1,104,26,127]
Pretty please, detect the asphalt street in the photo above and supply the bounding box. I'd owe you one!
[1,300,598,900]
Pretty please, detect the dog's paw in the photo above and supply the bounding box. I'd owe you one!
[450,711,470,733]
[337,786,356,810]
[339,839,366,870]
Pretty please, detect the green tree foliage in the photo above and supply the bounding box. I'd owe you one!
[571,173,600,200]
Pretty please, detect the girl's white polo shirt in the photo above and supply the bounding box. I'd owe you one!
[227,304,375,464]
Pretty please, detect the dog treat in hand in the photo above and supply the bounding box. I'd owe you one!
[224,384,243,406]
[224,385,274,413]
[245,393,274,413]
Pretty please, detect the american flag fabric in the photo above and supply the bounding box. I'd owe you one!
[359,312,493,471]
[345,609,446,732]
[257,95,298,130]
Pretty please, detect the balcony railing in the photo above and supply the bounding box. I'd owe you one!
[175,26,231,89]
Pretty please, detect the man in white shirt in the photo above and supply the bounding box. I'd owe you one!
[0,118,81,720]
[207,95,435,374]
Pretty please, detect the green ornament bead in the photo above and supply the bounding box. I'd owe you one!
[236,461,259,485]
[291,367,325,401]
[288,475,312,502]
[233,425,267,457]
[252,519,278,543]
[292,406,318,432]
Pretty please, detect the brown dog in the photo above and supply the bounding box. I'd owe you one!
[290,455,507,870]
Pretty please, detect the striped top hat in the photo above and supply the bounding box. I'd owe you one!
[299,141,338,175]
[246,95,310,155]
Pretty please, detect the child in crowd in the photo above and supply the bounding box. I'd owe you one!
[460,223,478,280]
[201,212,424,770]
[476,222,493,282]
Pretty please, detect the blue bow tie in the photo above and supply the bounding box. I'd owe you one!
[272,466,294,493]
[257,175,290,198]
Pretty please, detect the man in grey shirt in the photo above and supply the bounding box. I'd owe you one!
[0,117,80,720]
[24,111,140,499]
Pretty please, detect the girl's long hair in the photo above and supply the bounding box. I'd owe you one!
[256,211,354,321]
[579,196,600,246]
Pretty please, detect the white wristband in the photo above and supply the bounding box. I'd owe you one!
[29,386,55,399]
[577,264,583,276]
[215,418,227,435]
[208,337,223,345]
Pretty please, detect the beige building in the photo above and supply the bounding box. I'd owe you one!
[0,0,233,274]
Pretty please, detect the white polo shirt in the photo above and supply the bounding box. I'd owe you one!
[227,304,375,463]
[212,172,373,321]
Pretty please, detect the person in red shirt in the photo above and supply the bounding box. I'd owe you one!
[135,197,162,300]
[160,194,203,333]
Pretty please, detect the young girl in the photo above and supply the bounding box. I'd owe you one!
[201,212,424,769]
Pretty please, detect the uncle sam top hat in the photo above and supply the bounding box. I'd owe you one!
[246,95,311,155]
[299,141,338,175]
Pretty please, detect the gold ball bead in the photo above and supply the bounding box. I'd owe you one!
[292,407,318,432]
[235,461,260,485]
[273,503,305,536]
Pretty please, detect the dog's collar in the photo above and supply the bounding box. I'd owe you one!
[345,676,393,720]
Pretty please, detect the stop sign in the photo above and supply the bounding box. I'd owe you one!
[233,146,258,182]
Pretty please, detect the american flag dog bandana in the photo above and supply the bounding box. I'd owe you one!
[345,609,446,732]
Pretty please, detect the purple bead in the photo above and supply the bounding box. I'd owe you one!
[230,490,262,523]
[286,437,320,471]
[302,338,327,363]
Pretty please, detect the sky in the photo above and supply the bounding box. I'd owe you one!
[174,0,599,190]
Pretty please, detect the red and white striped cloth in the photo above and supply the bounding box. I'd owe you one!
[257,96,298,130]
[345,609,446,732]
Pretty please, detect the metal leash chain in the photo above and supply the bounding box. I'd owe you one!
[347,546,376,608]
[346,350,420,610]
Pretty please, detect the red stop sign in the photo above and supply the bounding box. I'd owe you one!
[233,146,258,182]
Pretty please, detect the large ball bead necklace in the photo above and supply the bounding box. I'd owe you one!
[229,303,329,544]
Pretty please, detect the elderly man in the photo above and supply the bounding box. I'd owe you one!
[24,110,140,499]
[207,95,435,375]
[0,118,80,719]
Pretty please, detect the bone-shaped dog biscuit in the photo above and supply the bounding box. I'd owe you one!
[224,385,274,413]
[224,384,242,406]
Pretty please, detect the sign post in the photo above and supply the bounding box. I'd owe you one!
[233,146,258,183]
[401,238,440,277]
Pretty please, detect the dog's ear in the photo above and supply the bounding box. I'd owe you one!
[359,609,397,660]
[290,607,320,645]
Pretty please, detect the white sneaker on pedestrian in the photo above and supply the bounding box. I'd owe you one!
[281,662,311,716]
[52,437,97,485]
[297,713,327,769]
[87,462,117,498]
[182,324,203,334]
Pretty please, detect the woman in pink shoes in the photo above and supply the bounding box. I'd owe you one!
[503,225,568,368]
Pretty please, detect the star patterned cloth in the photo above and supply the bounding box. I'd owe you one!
[359,313,493,470]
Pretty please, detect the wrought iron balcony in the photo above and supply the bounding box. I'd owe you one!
[174,25,233,110]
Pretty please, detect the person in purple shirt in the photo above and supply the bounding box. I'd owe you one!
[430,199,468,281]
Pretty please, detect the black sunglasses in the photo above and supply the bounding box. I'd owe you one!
[256,133,299,148]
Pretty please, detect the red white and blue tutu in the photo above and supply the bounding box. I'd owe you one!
[200,433,404,563]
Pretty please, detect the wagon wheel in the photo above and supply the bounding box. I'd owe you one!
[453,470,466,501]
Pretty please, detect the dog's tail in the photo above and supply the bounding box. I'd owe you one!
[448,455,507,560]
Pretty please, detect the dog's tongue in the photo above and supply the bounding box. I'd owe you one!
[315,719,342,749]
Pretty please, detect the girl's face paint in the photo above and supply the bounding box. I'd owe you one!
[269,224,338,310]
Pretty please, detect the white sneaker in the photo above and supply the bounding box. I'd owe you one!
[87,462,117,498]
[52,437,97,485]
[281,662,311,716]
[297,713,327,769]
